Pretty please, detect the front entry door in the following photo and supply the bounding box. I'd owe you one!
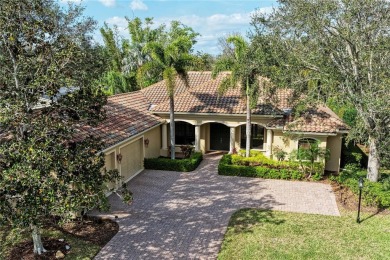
[210,123,230,151]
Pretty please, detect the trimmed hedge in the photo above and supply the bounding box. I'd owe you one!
[231,150,324,174]
[332,164,390,208]
[144,152,203,172]
[218,154,304,180]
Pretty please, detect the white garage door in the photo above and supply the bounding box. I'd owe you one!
[120,138,144,183]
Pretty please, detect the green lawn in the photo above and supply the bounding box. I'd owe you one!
[218,209,390,260]
[0,226,101,259]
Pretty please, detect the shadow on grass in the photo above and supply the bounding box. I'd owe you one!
[228,208,285,234]
[360,207,388,223]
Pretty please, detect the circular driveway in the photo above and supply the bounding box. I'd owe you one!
[93,154,339,259]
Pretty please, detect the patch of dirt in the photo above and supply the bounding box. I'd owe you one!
[58,216,119,247]
[331,181,389,215]
[7,216,118,260]
[8,238,68,260]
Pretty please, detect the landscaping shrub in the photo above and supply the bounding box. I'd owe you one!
[333,164,390,208]
[218,154,304,180]
[227,150,324,178]
[144,152,203,172]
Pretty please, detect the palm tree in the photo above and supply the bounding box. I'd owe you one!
[212,35,260,158]
[138,35,194,159]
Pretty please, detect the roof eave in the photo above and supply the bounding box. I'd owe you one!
[152,111,284,118]
[282,131,338,136]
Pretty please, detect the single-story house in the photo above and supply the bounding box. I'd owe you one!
[77,71,349,189]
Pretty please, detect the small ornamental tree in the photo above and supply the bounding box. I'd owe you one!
[291,140,330,178]
[0,0,118,255]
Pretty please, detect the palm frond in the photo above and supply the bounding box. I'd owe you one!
[226,35,248,61]
[212,56,234,78]
[143,42,165,67]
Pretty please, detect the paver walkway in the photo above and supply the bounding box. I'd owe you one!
[92,154,339,259]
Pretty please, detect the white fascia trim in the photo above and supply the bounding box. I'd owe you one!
[282,131,337,136]
[153,112,284,118]
[99,123,162,154]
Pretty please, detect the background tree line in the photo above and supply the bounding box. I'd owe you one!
[98,17,214,95]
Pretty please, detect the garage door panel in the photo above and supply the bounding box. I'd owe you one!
[120,139,143,182]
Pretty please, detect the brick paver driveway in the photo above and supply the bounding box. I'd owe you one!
[92,154,339,259]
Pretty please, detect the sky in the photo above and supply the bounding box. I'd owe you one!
[59,0,278,55]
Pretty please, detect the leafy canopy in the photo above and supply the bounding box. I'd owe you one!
[251,0,390,180]
[0,0,118,229]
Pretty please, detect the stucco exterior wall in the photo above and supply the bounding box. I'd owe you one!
[326,134,343,172]
[272,130,328,159]
[104,151,117,190]
[156,113,280,129]
[234,126,240,151]
[102,125,162,191]
[272,130,295,156]
[144,125,161,158]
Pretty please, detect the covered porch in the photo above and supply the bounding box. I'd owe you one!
[159,115,276,158]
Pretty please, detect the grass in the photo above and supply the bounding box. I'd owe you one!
[218,209,390,260]
[0,226,101,259]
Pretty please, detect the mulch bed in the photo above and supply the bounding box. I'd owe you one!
[331,181,389,215]
[7,216,118,260]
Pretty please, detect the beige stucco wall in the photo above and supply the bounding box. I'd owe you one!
[102,125,162,191]
[156,113,280,129]
[326,134,343,172]
[144,125,161,158]
[200,124,207,152]
[104,151,117,190]
[234,126,240,151]
[272,130,295,155]
[272,130,328,159]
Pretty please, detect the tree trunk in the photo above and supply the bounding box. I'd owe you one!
[170,95,175,160]
[367,135,380,182]
[31,225,46,255]
[245,93,251,158]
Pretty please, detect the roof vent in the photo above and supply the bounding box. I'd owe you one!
[149,104,156,111]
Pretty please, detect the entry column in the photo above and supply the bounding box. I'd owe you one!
[229,127,236,154]
[160,123,169,157]
[195,125,201,152]
[265,129,273,158]
[162,123,168,150]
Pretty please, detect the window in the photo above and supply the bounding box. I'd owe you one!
[175,122,195,145]
[298,138,317,150]
[240,124,265,150]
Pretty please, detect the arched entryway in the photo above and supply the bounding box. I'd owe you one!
[209,123,230,151]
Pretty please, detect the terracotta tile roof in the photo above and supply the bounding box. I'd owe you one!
[77,71,348,148]
[76,91,163,149]
[273,88,296,110]
[140,71,214,105]
[152,72,284,115]
[267,105,350,134]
